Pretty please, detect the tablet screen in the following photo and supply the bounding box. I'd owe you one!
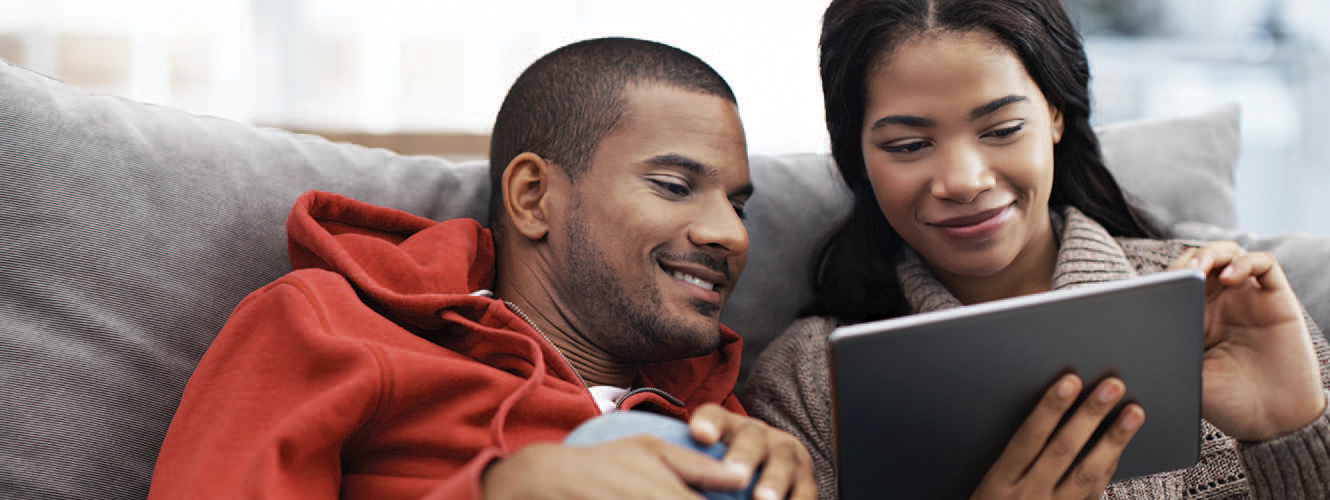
[828,269,1204,499]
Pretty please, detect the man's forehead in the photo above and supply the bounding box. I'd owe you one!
[597,84,748,177]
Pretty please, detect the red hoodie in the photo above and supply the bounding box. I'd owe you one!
[149,190,746,500]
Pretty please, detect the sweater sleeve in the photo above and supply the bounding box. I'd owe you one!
[1236,313,1330,500]
[742,316,841,500]
[147,275,499,500]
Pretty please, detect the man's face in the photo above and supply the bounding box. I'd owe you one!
[550,84,751,363]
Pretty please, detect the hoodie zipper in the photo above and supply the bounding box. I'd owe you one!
[503,300,591,390]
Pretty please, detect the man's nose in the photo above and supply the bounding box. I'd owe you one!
[689,195,749,257]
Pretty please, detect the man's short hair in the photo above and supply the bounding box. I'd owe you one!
[487,37,737,232]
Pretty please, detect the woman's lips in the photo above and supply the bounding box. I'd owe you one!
[928,204,1013,241]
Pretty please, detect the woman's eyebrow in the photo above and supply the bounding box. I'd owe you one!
[969,95,1028,121]
[870,115,934,130]
[869,95,1028,131]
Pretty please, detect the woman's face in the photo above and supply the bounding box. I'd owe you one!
[860,30,1063,282]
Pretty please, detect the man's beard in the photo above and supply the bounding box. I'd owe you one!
[558,204,723,363]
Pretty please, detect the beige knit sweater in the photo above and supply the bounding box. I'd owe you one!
[744,207,1330,500]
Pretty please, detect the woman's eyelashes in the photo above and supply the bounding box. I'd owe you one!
[880,121,1027,154]
[984,121,1025,139]
[883,140,930,154]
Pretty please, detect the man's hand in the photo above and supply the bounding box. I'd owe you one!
[971,375,1145,500]
[1170,241,1327,441]
[687,403,817,500]
[482,435,749,500]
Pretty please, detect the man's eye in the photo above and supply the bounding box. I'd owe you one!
[732,203,747,220]
[650,179,691,196]
[884,141,928,154]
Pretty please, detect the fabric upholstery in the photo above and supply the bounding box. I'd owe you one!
[0,57,1324,500]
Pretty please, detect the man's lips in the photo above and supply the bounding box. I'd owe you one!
[659,261,729,304]
[659,262,728,290]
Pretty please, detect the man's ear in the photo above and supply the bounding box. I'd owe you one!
[502,152,557,241]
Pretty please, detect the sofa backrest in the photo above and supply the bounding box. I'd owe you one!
[3,58,1327,499]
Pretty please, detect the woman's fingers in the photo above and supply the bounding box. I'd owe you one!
[1169,241,1245,274]
[1056,404,1144,499]
[972,376,1140,500]
[1023,378,1127,488]
[983,374,1083,484]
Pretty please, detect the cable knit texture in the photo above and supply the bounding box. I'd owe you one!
[744,206,1330,500]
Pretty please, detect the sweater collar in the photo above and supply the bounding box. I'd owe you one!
[897,206,1138,313]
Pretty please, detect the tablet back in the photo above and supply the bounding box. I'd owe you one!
[828,270,1204,500]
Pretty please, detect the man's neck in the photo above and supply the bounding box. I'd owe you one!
[493,261,640,389]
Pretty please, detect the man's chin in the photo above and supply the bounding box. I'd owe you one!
[637,324,724,362]
[687,297,722,318]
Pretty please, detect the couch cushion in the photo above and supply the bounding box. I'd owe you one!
[1097,104,1241,229]
[1,60,486,499]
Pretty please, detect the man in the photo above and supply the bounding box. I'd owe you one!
[148,37,815,500]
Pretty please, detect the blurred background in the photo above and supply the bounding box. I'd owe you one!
[2,0,1326,234]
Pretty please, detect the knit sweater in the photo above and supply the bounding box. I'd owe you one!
[743,207,1330,500]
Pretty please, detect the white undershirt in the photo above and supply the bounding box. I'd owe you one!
[588,385,630,414]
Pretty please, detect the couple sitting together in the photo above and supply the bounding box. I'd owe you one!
[147,0,1330,499]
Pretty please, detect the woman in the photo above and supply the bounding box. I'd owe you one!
[743,0,1330,498]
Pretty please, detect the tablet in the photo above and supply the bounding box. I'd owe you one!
[828,269,1205,500]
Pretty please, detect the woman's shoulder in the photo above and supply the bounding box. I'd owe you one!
[777,316,841,347]
[750,316,840,371]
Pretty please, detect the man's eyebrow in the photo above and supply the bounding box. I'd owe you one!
[869,95,1030,131]
[969,94,1028,121]
[645,153,711,176]
[644,153,754,198]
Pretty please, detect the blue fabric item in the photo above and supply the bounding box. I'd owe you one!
[564,411,758,500]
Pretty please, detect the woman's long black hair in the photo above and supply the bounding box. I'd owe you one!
[811,0,1164,323]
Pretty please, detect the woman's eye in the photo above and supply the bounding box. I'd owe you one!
[987,123,1024,138]
[650,178,691,197]
[884,141,928,154]
[732,202,747,220]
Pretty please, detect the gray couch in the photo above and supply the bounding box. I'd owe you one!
[3,58,1328,499]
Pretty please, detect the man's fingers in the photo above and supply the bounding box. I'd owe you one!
[688,403,727,445]
[1024,378,1126,487]
[719,417,769,478]
[748,432,816,500]
[1056,404,1144,499]
[690,403,767,477]
[984,374,1083,483]
[647,435,750,492]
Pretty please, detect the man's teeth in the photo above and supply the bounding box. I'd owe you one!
[671,271,716,291]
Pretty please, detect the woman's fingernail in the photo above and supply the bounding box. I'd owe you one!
[1096,382,1123,403]
[1220,266,1235,278]
[1057,379,1076,398]
[1121,410,1144,431]
[756,487,779,500]
[1188,258,1199,268]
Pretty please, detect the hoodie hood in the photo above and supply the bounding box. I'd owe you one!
[287,190,495,330]
[283,191,745,414]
